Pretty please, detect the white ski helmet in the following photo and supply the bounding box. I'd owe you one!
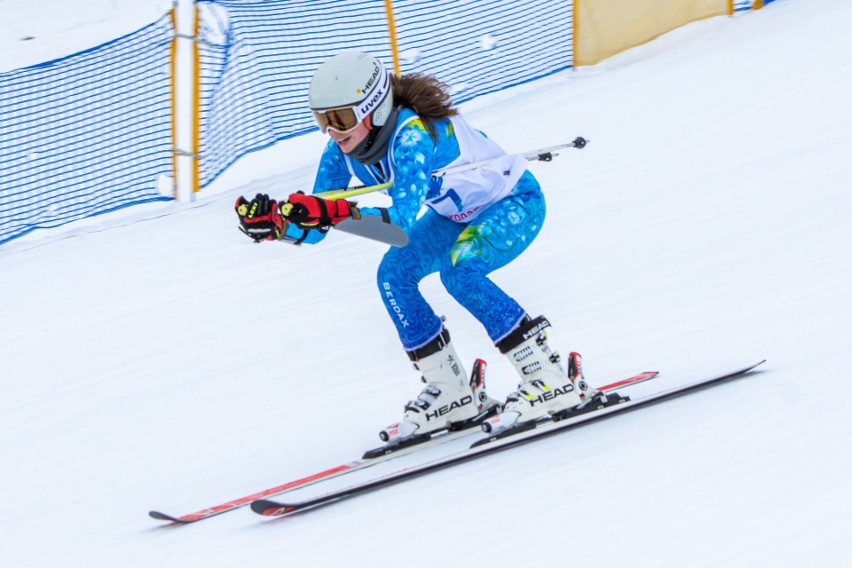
[308,51,394,133]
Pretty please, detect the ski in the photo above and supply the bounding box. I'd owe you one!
[251,360,764,519]
[149,367,658,523]
[148,418,483,523]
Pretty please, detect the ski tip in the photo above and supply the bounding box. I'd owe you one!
[250,499,297,517]
[149,510,184,523]
[730,359,767,377]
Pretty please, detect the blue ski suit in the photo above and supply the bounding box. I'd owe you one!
[286,108,546,351]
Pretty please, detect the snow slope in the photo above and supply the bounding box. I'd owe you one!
[2,0,852,566]
[0,0,172,72]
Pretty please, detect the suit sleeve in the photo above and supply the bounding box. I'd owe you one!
[358,120,437,233]
[281,140,353,245]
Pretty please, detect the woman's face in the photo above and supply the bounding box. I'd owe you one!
[328,121,370,154]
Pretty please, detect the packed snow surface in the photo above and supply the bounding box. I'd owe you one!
[2,1,851,566]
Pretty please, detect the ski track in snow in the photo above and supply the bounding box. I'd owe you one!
[2,1,852,566]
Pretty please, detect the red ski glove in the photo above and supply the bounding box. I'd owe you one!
[235,193,288,242]
[283,192,360,233]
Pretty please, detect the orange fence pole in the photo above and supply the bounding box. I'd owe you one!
[384,0,401,74]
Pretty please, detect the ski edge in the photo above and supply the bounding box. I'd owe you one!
[473,360,766,449]
[251,360,765,518]
[147,423,491,523]
[150,369,663,523]
[148,462,356,523]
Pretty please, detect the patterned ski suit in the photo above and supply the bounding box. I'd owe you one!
[287,107,547,351]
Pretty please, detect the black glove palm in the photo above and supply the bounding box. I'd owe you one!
[235,194,287,242]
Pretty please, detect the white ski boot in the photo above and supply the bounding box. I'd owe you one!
[380,328,500,444]
[483,315,599,433]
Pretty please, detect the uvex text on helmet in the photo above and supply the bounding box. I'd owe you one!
[308,51,394,128]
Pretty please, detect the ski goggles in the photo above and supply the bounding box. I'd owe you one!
[312,105,363,134]
[311,62,391,134]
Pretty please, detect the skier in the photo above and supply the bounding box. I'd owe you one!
[235,51,598,441]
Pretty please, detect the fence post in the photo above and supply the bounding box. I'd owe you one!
[172,0,200,202]
[573,0,579,68]
[384,0,401,74]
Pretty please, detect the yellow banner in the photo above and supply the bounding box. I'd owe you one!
[576,0,729,66]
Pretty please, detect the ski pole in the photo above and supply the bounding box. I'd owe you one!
[316,137,588,201]
[434,136,588,178]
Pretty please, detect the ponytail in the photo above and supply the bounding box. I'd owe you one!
[390,73,458,142]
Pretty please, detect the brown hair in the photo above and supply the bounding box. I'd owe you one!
[391,73,458,141]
